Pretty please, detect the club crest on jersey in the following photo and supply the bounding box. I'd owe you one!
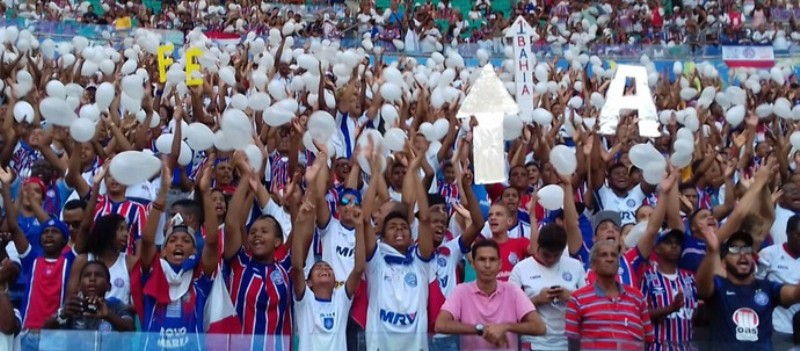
[404,272,418,288]
[626,199,636,208]
[437,257,447,267]
[323,317,334,330]
[754,290,769,306]
[508,253,519,265]
[562,272,572,282]
[271,270,285,285]
[113,278,124,288]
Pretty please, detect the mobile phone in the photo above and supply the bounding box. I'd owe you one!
[550,285,561,289]
[171,213,184,226]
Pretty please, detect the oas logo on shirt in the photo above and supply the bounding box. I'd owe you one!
[404,272,418,288]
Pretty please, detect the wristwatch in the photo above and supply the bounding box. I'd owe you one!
[55,308,68,326]
[475,323,485,336]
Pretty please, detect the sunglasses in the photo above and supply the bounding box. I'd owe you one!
[726,246,753,255]
[339,197,361,207]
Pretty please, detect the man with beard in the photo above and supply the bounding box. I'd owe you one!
[697,228,800,350]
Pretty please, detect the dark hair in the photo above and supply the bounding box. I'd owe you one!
[471,239,500,260]
[381,211,408,235]
[608,162,627,174]
[679,183,697,192]
[538,224,568,252]
[250,214,284,241]
[64,199,88,211]
[81,261,111,288]
[87,214,127,255]
[172,199,204,224]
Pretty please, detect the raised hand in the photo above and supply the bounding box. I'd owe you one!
[0,166,14,185]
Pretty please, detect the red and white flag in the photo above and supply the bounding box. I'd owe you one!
[203,267,241,334]
[205,31,242,47]
[723,45,775,68]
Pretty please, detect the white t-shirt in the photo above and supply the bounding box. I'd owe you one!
[295,285,353,351]
[594,184,646,225]
[480,221,531,240]
[366,243,432,351]
[769,205,793,247]
[756,244,800,334]
[317,218,357,281]
[509,256,587,350]
[434,237,468,298]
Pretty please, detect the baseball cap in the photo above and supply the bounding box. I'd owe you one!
[655,229,685,246]
[165,225,196,248]
[592,211,621,233]
[39,218,71,242]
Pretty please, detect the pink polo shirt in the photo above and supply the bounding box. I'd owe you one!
[440,281,537,351]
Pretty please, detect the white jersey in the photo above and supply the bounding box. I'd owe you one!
[317,218,357,281]
[756,244,800,334]
[480,221,531,240]
[594,184,646,225]
[88,252,131,305]
[366,243,431,351]
[769,205,793,247]
[295,285,353,351]
[509,256,587,350]
[434,237,468,297]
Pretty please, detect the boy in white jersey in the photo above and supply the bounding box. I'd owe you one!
[757,214,800,349]
[292,196,366,351]
[590,163,655,225]
[362,148,435,351]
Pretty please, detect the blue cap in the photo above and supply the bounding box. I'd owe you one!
[655,229,685,245]
[338,188,362,203]
[39,218,71,242]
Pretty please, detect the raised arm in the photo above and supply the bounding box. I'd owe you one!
[561,175,583,256]
[459,171,484,248]
[0,168,26,254]
[636,168,678,259]
[291,200,316,298]
[345,206,366,298]
[198,164,219,277]
[65,146,91,198]
[224,171,251,261]
[695,225,721,299]
[140,164,170,273]
[415,153,434,261]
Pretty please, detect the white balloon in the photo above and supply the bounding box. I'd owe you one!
[263,106,294,127]
[380,83,402,103]
[78,104,100,122]
[642,162,667,184]
[670,151,693,169]
[121,75,145,100]
[221,109,253,149]
[380,104,399,127]
[46,80,66,99]
[177,141,193,166]
[307,111,336,142]
[629,143,664,170]
[356,129,385,175]
[503,114,523,140]
[419,123,436,141]
[532,108,553,125]
[219,66,236,86]
[185,123,215,150]
[725,105,746,127]
[383,128,407,152]
[775,98,792,120]
[791,132,800,149]
[213,130,234,151]
[268,80,287,100]
[230,94,248,110]
[69,118,96,142]
[755,104,774,119]
[95,83,115,110]
[109,151,162,186]
[247,92,271,111]
[550,145,577,176]
[537,185,564,210]
[100,59,115,76]
[120,93,141,114]
[244,144,264,171]
[13,101,34,124]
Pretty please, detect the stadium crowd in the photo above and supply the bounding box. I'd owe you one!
[2,1,800,351]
